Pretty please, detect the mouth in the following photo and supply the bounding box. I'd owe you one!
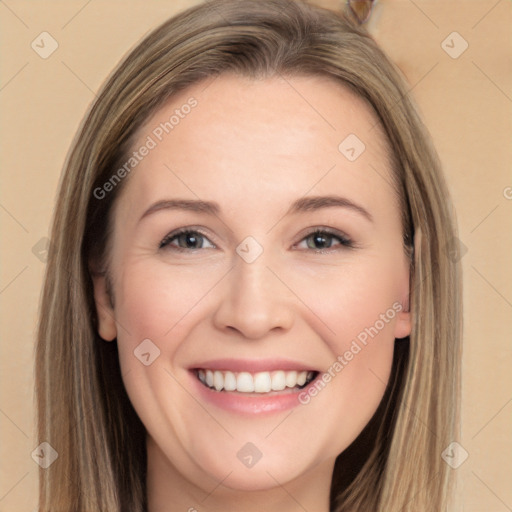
[193,368,319,394]
[188,358,323,414]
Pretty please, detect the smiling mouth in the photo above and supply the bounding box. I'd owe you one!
[194,369,319,394]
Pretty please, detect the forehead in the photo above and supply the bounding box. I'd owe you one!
[116,73,394,219]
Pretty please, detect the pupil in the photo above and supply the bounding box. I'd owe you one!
[182,233,200,248]
[312,233,330,249]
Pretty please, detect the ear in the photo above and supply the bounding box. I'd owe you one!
[91,272,117,342]
[393,264,412,339]
[393,301,411,340]
[394,227,420,340]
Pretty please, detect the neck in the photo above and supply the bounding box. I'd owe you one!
[146,436,334,512]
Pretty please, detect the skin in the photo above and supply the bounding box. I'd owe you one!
[92,74,411,512]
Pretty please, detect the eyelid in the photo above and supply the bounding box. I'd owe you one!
[292,226,355,251]
[159,226,217,249]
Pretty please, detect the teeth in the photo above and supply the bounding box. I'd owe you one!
[224,371,237,391]
[297,371,307,386]
[254,372,272,393]
[285,371,297,388]
[213,371,224,391]
[237,372,254,392]
[196,369,316,393]
[271,370,286,391]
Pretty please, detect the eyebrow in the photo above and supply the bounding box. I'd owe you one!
[287,195,373,222]
[140,195,372,222]
[140,199,220,220]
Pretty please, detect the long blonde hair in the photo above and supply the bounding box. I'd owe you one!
[36,1,462,510]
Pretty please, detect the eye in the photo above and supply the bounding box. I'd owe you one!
[295,229,353,251]
[159,229,216,251]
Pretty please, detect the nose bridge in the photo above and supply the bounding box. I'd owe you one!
[233,233,277,294]
[234,255,272,305]
[212,247,294,339]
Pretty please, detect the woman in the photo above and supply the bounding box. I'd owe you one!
[36,1,462,510]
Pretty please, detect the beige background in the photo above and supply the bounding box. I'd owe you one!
[1,1,510,511]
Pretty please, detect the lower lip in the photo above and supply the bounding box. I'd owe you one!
[189,371,315,415]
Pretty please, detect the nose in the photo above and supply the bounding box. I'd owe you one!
[212,256,295,340]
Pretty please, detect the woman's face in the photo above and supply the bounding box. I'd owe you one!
[93,74,411,493]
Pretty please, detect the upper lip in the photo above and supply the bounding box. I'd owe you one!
[189,358,319,373]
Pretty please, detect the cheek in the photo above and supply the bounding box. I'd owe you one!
[271,256,403,451]
[111,260,223,405]
[297,312,397,458]
[316,335,395,456]
[110,261,227,452]
[288,253,405,352]
[110,256,240,409]
[114,259,225,341]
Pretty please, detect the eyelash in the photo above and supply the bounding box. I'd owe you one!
[159,227,354,253]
